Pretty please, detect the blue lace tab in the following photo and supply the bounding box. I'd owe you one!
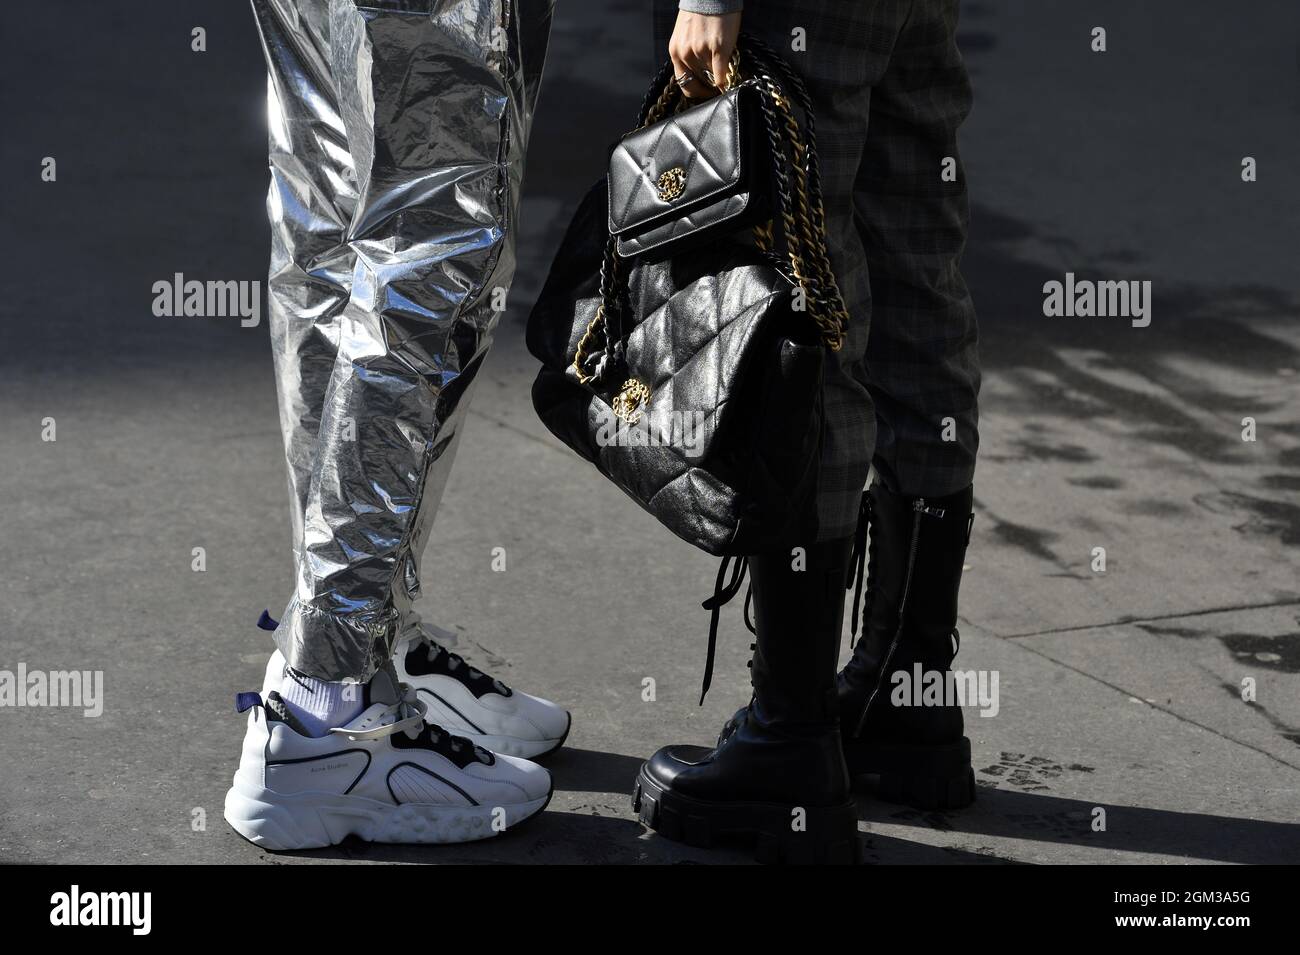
[235,692,263,713]
[256,610,278,631]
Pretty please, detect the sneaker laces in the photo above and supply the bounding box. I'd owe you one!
[330,683,492,764]
[419,634,510,697]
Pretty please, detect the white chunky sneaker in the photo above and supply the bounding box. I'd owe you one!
[254,612,571,760]
[224,668,553,851]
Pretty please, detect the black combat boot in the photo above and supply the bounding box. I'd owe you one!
[838,481,976,810]
[632,538,860,864]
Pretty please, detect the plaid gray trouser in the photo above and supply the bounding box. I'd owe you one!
[654,0,980,539]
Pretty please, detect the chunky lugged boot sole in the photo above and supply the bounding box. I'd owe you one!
[224,779,552,851]
[845,735,976,811]
[632,766,860,865]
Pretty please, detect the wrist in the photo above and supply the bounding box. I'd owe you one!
[679,0,743,14]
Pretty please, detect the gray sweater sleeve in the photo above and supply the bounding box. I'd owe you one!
[679,0,744,13]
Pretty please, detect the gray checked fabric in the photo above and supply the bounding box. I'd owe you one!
[653,0,980,539]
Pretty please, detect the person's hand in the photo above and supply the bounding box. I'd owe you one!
[668,11,741,100]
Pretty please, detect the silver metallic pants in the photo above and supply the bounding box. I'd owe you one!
[252,0,554,681]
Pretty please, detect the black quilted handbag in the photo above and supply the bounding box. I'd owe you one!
[525,39,849,695]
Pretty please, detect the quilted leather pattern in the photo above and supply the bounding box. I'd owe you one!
[607,86,768,259]
[618,193,753,258]
[527,180,824,556]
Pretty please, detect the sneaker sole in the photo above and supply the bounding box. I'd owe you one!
[223,779,552,851]
[845,736,976,811]
[631,765,860,865]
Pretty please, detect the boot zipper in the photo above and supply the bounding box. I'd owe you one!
[854,497,929,737]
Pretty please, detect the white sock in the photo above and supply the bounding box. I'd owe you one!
[276,669,366,737]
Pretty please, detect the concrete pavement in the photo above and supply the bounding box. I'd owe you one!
[0,0,1296,864]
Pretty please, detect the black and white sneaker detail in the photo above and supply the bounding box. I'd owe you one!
[255,612,571,760]
[224,667,553,851]
[394,634,571,760]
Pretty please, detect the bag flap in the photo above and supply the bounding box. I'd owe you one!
[607,87,745,237]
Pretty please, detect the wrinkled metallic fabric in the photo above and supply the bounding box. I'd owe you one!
[252,0,554,681]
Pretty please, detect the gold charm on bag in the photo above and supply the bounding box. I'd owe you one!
[611,378,651,425]
[656,167,687,202]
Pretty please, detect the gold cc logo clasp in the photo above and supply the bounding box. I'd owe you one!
[655,167,687,202]
[611,378,651,425]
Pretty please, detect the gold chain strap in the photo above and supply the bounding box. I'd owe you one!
[572,307,605,386]
[759,78,850,350]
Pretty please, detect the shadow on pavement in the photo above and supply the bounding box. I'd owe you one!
[861,783,1300,865]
